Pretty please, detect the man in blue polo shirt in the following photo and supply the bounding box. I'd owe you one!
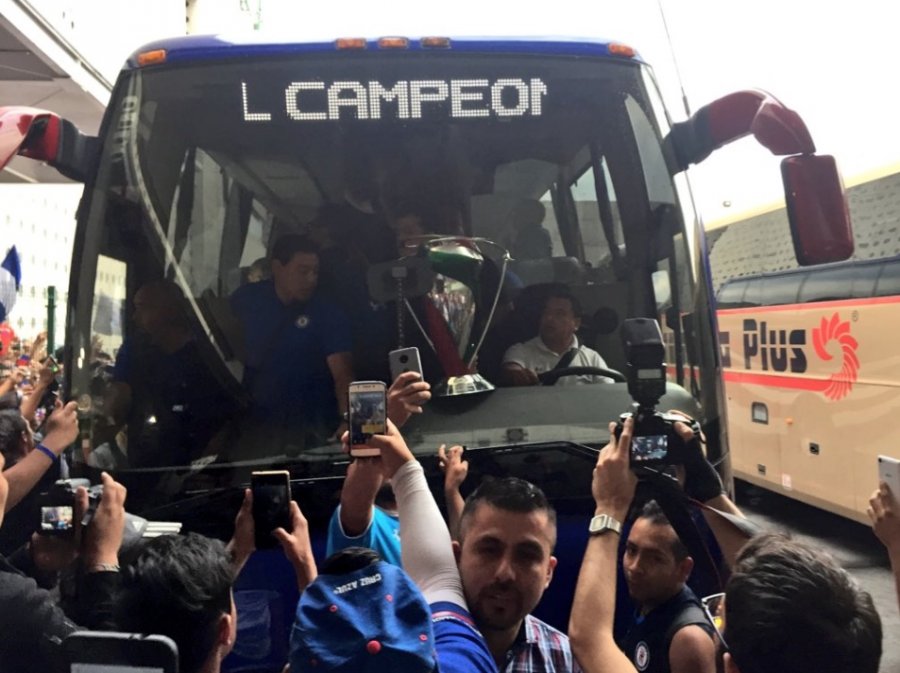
[231,235,353,448]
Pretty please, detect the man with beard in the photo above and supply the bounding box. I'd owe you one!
[620,500,716,673]
[454,477,581,672]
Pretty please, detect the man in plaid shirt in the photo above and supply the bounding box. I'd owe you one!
[443,465,581,673]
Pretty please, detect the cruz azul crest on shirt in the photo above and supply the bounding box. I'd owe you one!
[634,641,650,671]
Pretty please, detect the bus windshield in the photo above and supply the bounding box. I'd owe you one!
[68,49,715,491]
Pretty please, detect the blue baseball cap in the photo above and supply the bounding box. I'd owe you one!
[290,560,436,673]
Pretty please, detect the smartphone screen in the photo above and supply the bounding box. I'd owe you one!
[349,381,387,450]
[251,471,291,549]
[41,505,74,533]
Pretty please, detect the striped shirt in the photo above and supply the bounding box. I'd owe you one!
[503,614,583,673]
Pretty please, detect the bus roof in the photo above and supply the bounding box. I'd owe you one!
[125,34,644,70]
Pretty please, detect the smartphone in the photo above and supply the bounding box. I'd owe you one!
[63,631,178,673]
[389,346,424,382]
[38,387,59,421]
[349,380,387,457]
[877,455,900,499]
[251,470,292,549]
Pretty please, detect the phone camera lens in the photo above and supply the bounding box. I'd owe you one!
[400,355,408,363]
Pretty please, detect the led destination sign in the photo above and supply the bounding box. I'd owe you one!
[241,78,548,122]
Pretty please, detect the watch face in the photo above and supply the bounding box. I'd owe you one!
[589,514,620,534]
[590,514,609,532]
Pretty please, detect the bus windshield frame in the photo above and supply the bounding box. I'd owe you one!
[64,47,722,504]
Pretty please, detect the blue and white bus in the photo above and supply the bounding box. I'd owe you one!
[0,32,850,669]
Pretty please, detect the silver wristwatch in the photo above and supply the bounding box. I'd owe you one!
[588,513,623,536]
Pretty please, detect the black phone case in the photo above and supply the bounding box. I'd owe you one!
[252,479,291,549]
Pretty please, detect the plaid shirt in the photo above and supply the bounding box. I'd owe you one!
[503,614,583,673]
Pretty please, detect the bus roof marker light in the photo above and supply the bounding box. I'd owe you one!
[378,37,410,49]
[421,37,451,49]
[608,43,636,58]
[136,49,167,67]
[335,38,367,50]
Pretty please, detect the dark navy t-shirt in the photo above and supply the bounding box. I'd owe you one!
[230,281,351,430]
[112,337,235,466]
[622,586,715,673]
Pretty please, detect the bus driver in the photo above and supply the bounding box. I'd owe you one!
[501,289,612,386]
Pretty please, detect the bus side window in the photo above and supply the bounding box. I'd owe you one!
[876,258,900,297]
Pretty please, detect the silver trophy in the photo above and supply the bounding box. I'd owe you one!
[367,236,509,397]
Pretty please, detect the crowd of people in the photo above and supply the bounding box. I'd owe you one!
[0,345,898,672]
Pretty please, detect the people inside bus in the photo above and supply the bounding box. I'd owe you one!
[509,200,553,261]
[307,204,395,382]
[501,289,611,386]
[868,482,900,613]
[387,195,526,387]
[568,417,882,673]
[108,280,235,467]
[619,500,717,673]
[385,198,472,384]
[245,257,270,283]
[230,235,353,445]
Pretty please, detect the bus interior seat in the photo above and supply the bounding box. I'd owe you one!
[470,194,546,251]
[509,257,584,287]
[509,201,552,260]
[571,282,629,374]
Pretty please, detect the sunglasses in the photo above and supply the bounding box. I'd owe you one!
[701,593,729,652]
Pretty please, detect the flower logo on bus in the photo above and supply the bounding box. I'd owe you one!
[811,312,859,401]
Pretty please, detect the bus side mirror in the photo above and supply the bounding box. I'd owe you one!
[0,106,96,182]
[666,90,855,267]
[782,154,853,265]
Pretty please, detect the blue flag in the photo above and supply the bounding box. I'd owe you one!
[0,246,22,324]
